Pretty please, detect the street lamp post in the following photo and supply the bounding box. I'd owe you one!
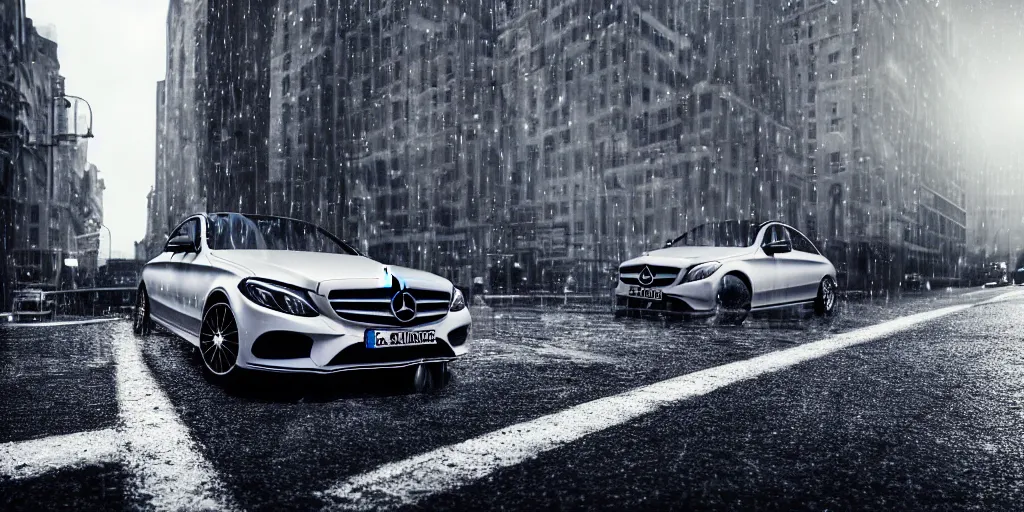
[100,223,112,263]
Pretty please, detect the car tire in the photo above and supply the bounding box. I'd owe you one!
[199,301,241,382]
[133,285,153,336]
[814,276,838,316]
[712,274,751,326]
[411,362,450,393]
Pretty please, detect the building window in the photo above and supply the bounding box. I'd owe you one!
[30,205,40,223]
[828,51,840,64]
[807,87,816,103]
[807,122,817,140]
[829,151,845,173]
[829,184,844,238]
[282,75,290,95]
[699,93,712,112]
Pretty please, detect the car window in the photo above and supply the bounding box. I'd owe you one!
[786,227,819,254]
[165,218,199,252]
[206,213,359,254]
[668,220,759,247]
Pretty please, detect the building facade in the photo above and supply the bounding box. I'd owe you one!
[149,0,969,294]
[1,7,104,305]
[781,0,966,290]
[491,0,797,291]
[149,0,276,251]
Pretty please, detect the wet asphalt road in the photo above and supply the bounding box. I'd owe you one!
[2,287,1024,510]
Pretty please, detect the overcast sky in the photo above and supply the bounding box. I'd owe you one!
[950,0,1024,173]
[25,0,167,259]
[20,0,1024,258]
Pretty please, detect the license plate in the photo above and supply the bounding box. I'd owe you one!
[366,329,437,348]
[628,286,663,300]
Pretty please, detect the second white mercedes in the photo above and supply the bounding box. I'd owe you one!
[133,212,471,389]
[615,220,837,325]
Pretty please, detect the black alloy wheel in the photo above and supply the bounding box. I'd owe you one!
[712,274,752,326]
[199,302,240,379]
[133,286,152,335]
[815,276,838,316]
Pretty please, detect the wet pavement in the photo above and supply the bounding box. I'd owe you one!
[2,287,1024,510]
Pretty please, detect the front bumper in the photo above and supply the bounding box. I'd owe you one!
[228,289,471,374]
[613,279,719,316]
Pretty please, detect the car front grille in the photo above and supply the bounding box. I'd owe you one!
[328,287,451,327]
[619,264,682,287]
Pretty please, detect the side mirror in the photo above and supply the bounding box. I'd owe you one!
[166,234,196,253]
[763,239,793,255]
[664,239,674,248]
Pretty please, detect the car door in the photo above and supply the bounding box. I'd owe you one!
[755,224,792,306]
[740,224,776,308]
[159,217,204,333]
[145,220,195,328]
[174,216,214,336]
[780,226,831,302]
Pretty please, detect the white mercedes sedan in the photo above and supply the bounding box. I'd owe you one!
[133,212,471,388]
[615,220,837,325]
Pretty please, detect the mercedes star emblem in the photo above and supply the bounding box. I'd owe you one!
[638,265,655,286]
[391,290,418,323]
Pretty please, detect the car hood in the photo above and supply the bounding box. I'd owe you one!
[621,246,756,268]
[208,250,453,294]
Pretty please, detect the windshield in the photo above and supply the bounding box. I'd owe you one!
[668,221,759,248]
[206,213,358,254]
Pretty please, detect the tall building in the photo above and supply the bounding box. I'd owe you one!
[781,0,965,289]
[0,0,28,307]
[268,0,340,231]
[1,10,103,302]
[12,21,63,287]
[204,0,275,214]
[152,0,276,246]
[149,0,970,293]
[336,1,499,285]
[492,0,796,291]
[159,0,206,233]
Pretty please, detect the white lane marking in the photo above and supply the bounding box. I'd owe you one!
[320,302,986,510]
[0,428,119,480]
[3,318,121,328]
[114,329,235,510]
[975,289,1024,306]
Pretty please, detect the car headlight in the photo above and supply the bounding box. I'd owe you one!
[682,261,722,283]
[449,287,466,312]
[238,279,319,317]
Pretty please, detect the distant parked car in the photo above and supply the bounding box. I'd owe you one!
[615,220,837,325]
[903,273,925,291]
[983,262,1010,288]
[11,288,55,322]
[134,212,470,390]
